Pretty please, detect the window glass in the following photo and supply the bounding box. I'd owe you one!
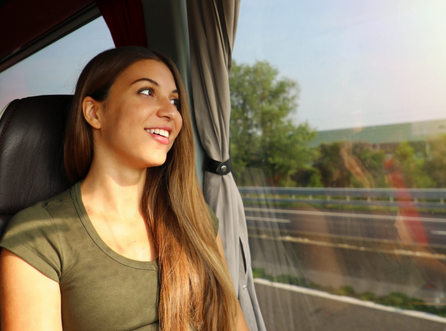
[0,17,115,110]
[231,1,446,329]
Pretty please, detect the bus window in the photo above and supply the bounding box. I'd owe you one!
[231,1,446,330]
[0,17,114,110]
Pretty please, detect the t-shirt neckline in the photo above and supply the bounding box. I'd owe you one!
[71,181,157,270]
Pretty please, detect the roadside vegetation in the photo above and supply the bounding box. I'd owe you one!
[230,61,446,190]
[252,268,446,318]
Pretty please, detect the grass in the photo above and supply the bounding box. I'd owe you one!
[252,267,446,317]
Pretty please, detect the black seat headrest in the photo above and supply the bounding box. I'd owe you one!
[0,95,73,236]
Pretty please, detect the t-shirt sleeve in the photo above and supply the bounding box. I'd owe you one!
[206,205,220,237]
[0,204,62,282]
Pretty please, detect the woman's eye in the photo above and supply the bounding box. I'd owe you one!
[139,88,153,96]
[170,98,180,108]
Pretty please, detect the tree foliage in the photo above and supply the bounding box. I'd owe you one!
[229,60,316,186]
[423,135,446,188]
[310,141,386,188]
[228,61,444,189]
[313,142,350,187]
[393,141,434,188]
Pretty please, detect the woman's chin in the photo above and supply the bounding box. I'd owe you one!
[144,156,168,169]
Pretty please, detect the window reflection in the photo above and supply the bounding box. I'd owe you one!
[232,1,446,329]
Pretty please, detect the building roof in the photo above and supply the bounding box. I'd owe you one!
[310,118,446,147]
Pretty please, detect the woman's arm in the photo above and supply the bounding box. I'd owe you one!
[0,249,63,331]
[216,234,250,331]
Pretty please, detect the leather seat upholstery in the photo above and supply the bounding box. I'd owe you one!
[0,95,73,237]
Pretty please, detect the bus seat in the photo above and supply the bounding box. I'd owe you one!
[0,95,73,237]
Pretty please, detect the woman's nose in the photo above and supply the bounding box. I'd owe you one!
[157,97,180,120]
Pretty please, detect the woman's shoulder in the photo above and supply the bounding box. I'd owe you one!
[0,186,77,282]
[8,186,74,226]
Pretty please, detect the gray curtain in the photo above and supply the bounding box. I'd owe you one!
[186,1,266,330]
[141,1,266,329]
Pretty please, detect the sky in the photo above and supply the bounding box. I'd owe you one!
[233,0,446,131]
[0,19,115,111]
[1,0,446,132]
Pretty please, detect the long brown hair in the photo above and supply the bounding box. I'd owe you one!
[64,47,237,330]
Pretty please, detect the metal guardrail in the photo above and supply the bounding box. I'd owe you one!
[238,187,446,209]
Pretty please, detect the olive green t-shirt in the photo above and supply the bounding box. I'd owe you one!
[0,182,219,331]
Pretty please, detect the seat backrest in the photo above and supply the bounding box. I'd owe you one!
[0,95,73,236]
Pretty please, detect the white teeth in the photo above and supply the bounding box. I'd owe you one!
[148,129,169,138]
[160,129,169,138]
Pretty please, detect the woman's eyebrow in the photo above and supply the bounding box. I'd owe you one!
[132,78,179,94]
[131,78,159,86]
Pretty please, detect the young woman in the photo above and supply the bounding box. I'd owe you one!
[0,47,248,331]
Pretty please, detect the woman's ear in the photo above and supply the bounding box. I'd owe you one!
[82,97,102,129]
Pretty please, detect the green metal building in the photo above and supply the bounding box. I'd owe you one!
[310,119,446,151]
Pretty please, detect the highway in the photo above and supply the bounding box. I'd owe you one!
[245,205,446,330]
[254,280,446,331]
[244,206,446,247]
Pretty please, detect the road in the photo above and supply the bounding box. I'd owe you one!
[244,205,446,316]
[254,280,446,331]
[244,206,446,246]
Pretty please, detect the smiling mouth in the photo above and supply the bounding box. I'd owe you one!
[146,128,170,138]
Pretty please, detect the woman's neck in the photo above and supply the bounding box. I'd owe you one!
[80,159,147,220]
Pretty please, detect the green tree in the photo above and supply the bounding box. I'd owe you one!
[229,61,316,186]
[313,142,351,187]
[423,135,446,188]
[312,141,386,188]
[351,142,386,188]
[393,141,434,188]
[292,167,323,187]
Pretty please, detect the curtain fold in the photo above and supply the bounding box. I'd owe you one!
[96,0,147,47]
[187,1,266,330]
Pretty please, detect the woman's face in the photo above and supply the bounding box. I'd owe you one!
[91,59,183,170]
